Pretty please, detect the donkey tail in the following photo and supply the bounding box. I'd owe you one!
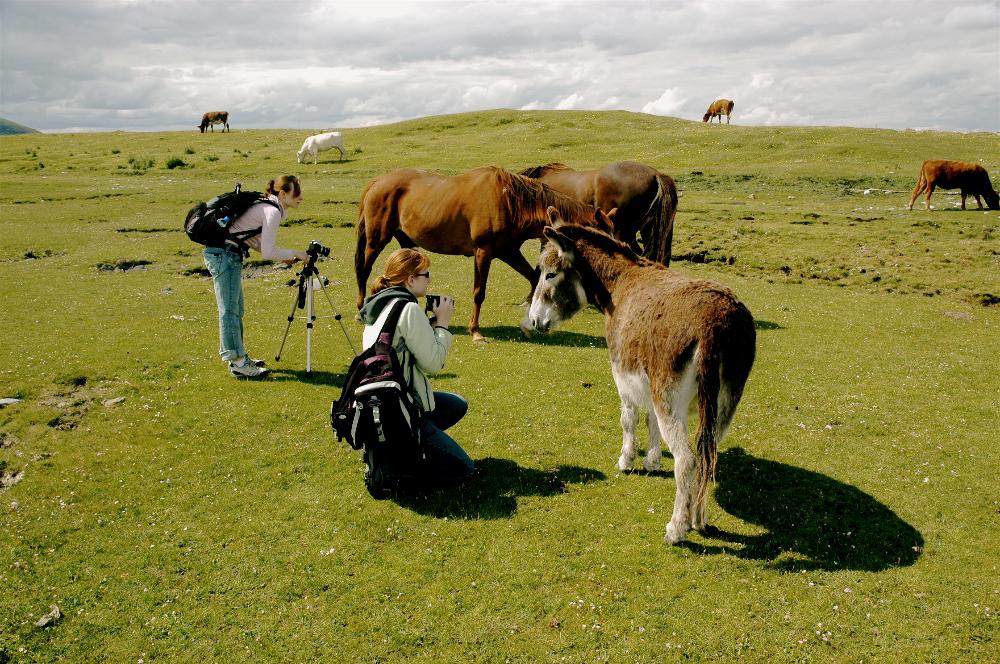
[694,339,722,507]
[640,172,678,266]
[693,302,756,507]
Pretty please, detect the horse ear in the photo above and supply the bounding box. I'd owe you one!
[595,208,616,231]
[546,206,565,225]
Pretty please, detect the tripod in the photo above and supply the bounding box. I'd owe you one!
[275,255,356,374]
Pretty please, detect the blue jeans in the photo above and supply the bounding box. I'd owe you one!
[422,392,474,482]
[204,247,245,362]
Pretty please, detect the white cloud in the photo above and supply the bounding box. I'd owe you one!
[0,0,997,132]
[555,93,585,110]
[943,3,998,28]
[642,88,688,116]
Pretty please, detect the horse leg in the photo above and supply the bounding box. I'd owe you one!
[355,218,395,309]
[497,248,540,303]
[470,248,493,343]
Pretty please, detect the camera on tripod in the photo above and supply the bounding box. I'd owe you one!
[306,240,330,259]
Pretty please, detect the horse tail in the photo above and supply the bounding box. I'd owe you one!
[640,172,677,266]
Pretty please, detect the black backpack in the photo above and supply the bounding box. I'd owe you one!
[183,184,279,253]
[330,299,425,497]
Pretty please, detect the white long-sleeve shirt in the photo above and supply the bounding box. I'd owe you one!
[227,194,300,261]
[362,300,453,411]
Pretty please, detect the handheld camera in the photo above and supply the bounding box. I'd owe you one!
[425,294,442,324]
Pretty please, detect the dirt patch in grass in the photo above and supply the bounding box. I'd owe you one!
[972,292,1000,307]
[96,259,152,272]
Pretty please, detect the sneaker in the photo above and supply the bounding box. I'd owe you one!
[229,357,268,379]
[247,356,267,368]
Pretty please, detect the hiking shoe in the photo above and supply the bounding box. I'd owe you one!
[229,358,268,379]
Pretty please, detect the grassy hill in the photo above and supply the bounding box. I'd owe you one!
[0,117,41,135]
[0,110,998,661]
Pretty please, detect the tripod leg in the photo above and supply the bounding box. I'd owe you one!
[317,276,358,355]
[306,278,314,374]
[276,276,307,361]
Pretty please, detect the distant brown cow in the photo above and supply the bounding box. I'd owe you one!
[198,111,229,133]
[703,99,734,124]
[907,160,999,211]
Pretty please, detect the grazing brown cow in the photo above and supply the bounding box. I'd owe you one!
[703,99,734,124]
[907,160,1000,211]
[198,111,229,133]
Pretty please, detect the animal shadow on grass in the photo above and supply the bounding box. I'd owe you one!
[449,325,607,348]
[392,457,606,519]
[684,448,924,572]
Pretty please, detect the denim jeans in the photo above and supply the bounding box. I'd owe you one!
[421,392,474,482]
[203,247,244,362]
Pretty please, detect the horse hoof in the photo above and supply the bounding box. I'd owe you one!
[472,334,488,344]
[616,456,632,471]
[642,457,661,472]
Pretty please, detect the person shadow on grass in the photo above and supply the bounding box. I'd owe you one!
[390,457,606,519]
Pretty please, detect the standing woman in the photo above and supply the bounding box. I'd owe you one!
[357,248,475,489]
[204,175,309,379]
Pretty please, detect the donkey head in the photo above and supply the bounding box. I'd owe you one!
[521,213,588,334]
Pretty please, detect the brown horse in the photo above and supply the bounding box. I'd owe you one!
[519,161,677,266]
[355,166,615,342]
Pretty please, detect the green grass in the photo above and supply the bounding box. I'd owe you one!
[1,110,998,661]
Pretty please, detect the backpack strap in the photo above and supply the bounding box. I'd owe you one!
[377,298,411,345]
[225,199,281,256]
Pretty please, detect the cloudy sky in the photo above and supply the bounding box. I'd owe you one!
[1,0,998,133]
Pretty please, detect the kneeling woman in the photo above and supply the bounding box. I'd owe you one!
[358,248,475,486]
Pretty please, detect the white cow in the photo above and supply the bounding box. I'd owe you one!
[296,131,346,163]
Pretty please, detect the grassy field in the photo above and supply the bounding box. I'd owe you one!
[1,110,998,662]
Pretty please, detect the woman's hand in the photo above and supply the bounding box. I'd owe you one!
[432,296,455,327]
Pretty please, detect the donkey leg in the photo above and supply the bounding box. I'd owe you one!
[643,409,662,472]
[617,399,639,471]
[654,402,694,544]
[612,366,648,470]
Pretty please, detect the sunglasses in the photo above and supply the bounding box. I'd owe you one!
[415,272,430,278]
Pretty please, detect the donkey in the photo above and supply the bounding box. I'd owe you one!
[521,211,756,543]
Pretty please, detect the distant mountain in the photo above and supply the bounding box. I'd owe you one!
[0,118,41,135]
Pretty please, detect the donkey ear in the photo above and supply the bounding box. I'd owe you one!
[546,205,565,225]
[543,226,574,256]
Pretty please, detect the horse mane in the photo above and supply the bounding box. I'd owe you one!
[498,169,593,226]
[518,162,572,179]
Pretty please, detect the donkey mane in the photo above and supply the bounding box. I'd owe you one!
[553,222,652,265]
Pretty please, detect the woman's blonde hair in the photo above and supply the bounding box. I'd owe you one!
[372,248,431,294]
[266,175,301,197]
